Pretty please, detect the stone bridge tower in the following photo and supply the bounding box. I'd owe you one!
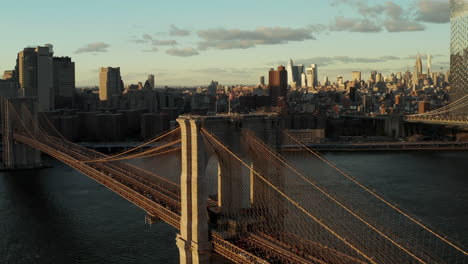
[175,114,281,264]
[1,98,41,169]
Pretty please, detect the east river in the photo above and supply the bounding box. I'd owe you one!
[1,152,467,263]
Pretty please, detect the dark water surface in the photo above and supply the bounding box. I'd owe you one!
[1,152,467,263]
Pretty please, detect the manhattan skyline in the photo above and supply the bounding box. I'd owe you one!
[0,0,451,86]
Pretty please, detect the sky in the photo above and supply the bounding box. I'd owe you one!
[0,0,451,87]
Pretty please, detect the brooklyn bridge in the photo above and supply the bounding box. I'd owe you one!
[1,97,467,264]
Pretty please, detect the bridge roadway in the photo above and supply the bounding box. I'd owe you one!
[405,116,468,127]
[342,114,468,127]
[283,141,468,151]
[13,132,364,264]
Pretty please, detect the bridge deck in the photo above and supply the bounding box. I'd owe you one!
[14,133,328,264]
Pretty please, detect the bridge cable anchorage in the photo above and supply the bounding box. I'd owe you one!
[200,127,381,264]
[282,128,468,257]
[242,129,432,264]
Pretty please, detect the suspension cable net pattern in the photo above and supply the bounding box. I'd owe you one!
[200,125,468,263]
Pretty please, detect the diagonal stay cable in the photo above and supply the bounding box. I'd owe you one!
[283,128,468,257]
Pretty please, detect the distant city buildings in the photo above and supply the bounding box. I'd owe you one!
[99,67,123,101]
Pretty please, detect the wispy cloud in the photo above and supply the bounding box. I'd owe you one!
[197,26,318,50]
[329,0,428,33]
[416,0,450,24]
[166,47,199,57]
[169,25,191,36]
[131,34,177,46]
[142,47,159,53]
[152,39,178,46]
[330,17,382,32]
[75,42,110,54]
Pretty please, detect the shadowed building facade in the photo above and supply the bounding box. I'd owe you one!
[53,57,75,108]
[268,66,288,106]
[16,45,54,111]
[450,0,468,103]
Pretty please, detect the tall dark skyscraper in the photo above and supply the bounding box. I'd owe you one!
[53,57,75,108]
[269,66,287,106]
[450,0,468,103]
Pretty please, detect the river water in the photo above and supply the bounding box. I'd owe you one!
[1,152,467,263]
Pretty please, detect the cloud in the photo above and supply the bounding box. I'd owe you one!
[197,26,317,50]
[384,1,405,19]
[416,0,450,23]
[131,34,153,43]
[131,34,177,46]
[143,47,159,52]
[75,42,110,54]
[166,47,199,57]
[152,39,178,46]
[330,16,382,32]
[384,19,426,32]
[169,25,191,36]
[406,54,441,59]
[329,0,427,33]
[382,1,426,32]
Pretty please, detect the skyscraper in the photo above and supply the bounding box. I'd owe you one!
[376,73,383,83]
[427,54,432,75]
[99,67,123,101]
[306,64,318,88]
[450,0,468,103]
[296,64,304,87]
[53,57,75,108]
[286,59,294,86]
[301,73,307,87]
[269,66,287,106]
[413,53,423,87]
[16,45,54,111]
[370,71,377,82]
[147,74,155,89]
[352,71,362,82]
